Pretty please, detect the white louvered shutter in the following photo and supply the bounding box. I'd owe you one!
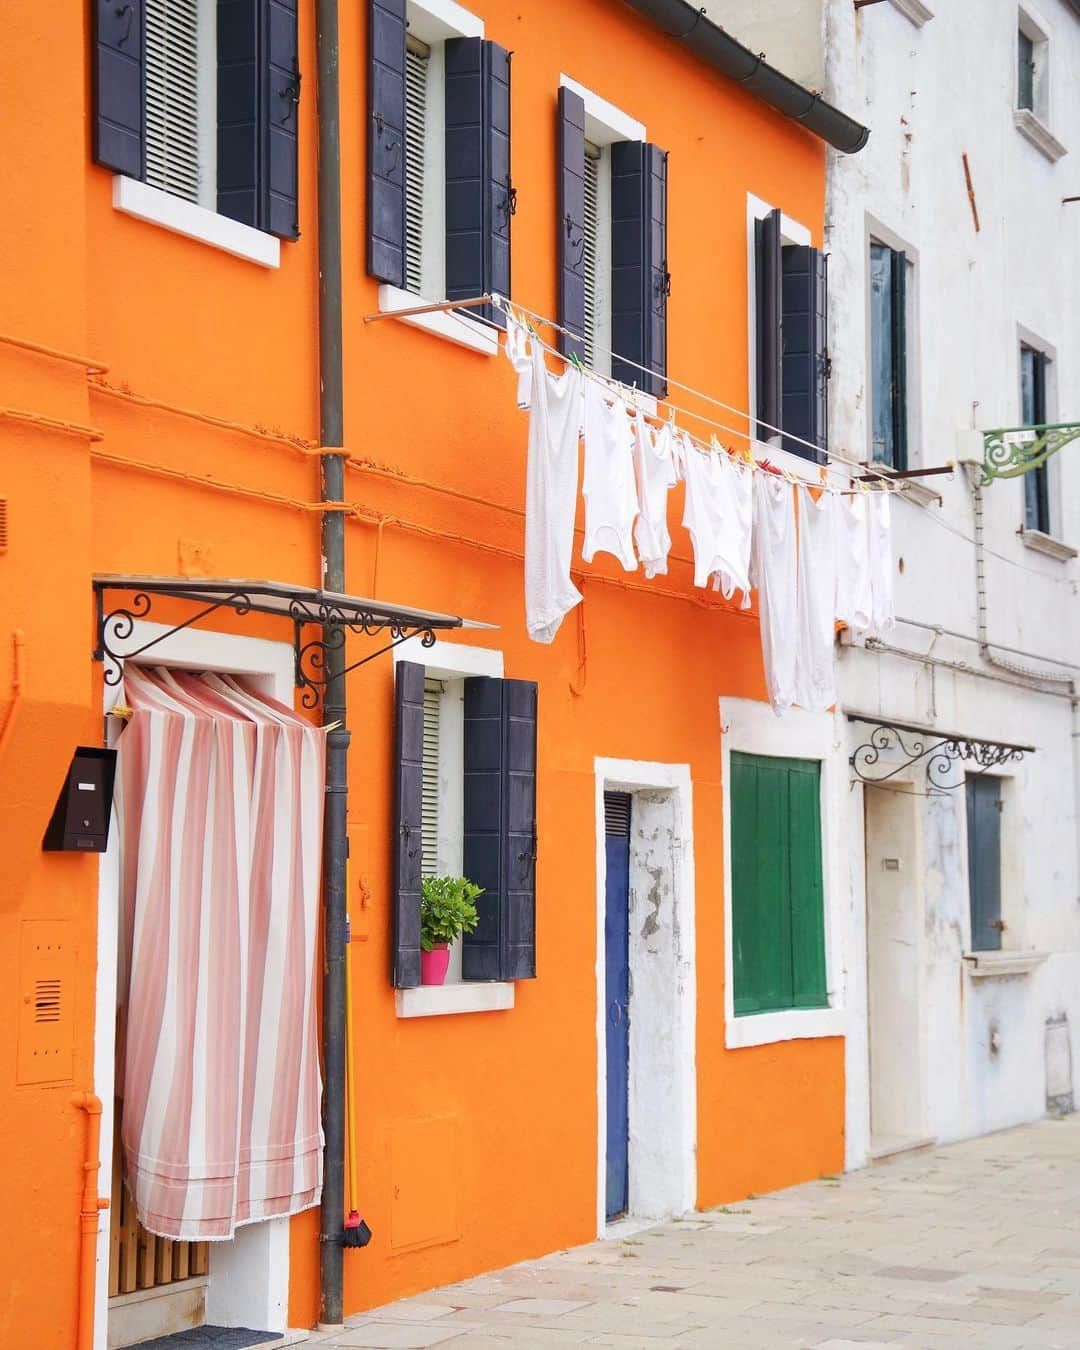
[404,37,431,296]
[145,0,201,203]
[421,679,441,877]
[583,141,601,368]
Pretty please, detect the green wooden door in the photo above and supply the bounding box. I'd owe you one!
[731,752,827,1015]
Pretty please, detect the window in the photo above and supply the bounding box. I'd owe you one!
[1021,343,1051,534]
[403,35,432,296]
[869,241,908,470]
[1017,26,1036,112]
[967,775,1003,952]
[1016,12,1049,120]
[420,678,442,876]
[752,205,829,461]
[556,79,666,394]
[92,0,300,241]
[730,752,827,1015]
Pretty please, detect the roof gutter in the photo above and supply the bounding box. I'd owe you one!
[620,0,870,154]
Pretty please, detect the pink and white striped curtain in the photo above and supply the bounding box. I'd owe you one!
[115,666,325,1241]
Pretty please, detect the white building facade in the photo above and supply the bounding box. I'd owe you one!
[714,0,1080,1165]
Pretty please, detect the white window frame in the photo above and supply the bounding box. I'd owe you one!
[112,0,281,268]
[377,0,500,356]
[720,697,847,1050]
[391,636,515,1017]
[1014,7,1067,161]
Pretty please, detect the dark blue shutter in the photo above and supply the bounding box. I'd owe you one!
[890,248,908,471]
[445,38,512,328]
[93,0,145,178]
[463,677,537,981]
[755,208,782,442]
[611,142,668,397]
[966,776,1002,953]
[392,661,425,988]
[265,0,300,239]
[780,245,828,462]
[367,0,406,285]
[557,86,587,361]
[219,0,299,239]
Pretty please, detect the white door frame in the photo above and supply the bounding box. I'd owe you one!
[593,758,696,1236]
[93,623,298,1350]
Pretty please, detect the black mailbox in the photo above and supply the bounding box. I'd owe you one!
[42,747,118,853]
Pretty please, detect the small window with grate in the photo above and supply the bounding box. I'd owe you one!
[144,0,216,210]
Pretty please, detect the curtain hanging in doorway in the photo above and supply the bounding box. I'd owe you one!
[115,666,325,1241]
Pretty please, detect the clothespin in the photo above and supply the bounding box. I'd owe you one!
[568,349,583,371]
[108,704,133,720]
[667,402,677,426]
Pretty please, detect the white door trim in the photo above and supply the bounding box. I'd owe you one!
[593,758,696,1237]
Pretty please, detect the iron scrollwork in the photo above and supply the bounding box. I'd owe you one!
[851,722,1026,792]
[97,589,254,687]
[981,421,1080,485]
[289,598,438,709]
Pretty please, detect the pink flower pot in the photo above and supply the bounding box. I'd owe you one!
[421,944,450,986]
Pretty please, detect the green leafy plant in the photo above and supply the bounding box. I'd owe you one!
[420,875,483,952]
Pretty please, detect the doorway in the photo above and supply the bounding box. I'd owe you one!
[864,783,927,1157]
[604,793,631,1220]
[594,760,696,1235]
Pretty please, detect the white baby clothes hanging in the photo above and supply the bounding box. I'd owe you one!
[681,437,752,598]
[868,489,896,636]
[524,341,583,643]
[750,472,798,716]
[504,313,533,411]
[794,485,838,713]
[582,381,638,571]
[834,492,872,632]
[631,419,678,579]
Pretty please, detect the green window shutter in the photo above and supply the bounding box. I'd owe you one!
[731,752,827,1015]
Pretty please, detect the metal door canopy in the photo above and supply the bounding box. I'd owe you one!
[848,713,1033,793]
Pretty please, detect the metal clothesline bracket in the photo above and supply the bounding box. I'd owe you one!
[847,714,1033,793]
[979,421,1080,485]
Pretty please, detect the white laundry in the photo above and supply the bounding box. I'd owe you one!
[631,419,679,578]
[504,313,534,411]
[794,485,838,713]
[582,381,638,571]
[868,489,896,635]
[524,341,583,643]
[750,472,798,716]
[834,492,872,632]
[681,437,752,598]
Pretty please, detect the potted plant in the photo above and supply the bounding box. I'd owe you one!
[420,875,483,986]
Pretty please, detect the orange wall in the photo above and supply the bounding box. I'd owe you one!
[0,1,841,1344]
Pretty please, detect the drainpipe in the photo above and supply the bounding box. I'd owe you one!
[72,1092,107,1350]
[316,0,350,1329]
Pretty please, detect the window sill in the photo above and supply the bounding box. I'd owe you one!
[395,981,515,1018]
[888,0,934,25]
[376,285,499,356]
[963,951,1048,978]
[113,177,281,268]
[866,459,944,508]
[1019,527,1077,562]
[725,1005,843,1050]
[1013,110,1067,164]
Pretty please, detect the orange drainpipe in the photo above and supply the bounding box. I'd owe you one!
[73,1092,109,1350]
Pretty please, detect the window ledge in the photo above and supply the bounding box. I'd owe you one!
[395,981,515,1018]
[1019,527,1077,562]
[1013,110,1068,164]
[113,177,280,268]
[888,0,934,25]
[376,285,499,356]
[725,1005,843,1050]
[963,951,1048,978]
[866,459,944,508]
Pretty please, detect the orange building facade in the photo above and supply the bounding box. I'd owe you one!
[0,2,865,1344]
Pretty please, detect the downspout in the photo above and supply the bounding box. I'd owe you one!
[316,0,350,1328]
[72,1092,107,1350]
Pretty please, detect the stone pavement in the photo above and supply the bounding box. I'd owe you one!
[313,1117,1080,1349]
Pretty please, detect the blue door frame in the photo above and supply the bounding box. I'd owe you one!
[604,792,631,1221]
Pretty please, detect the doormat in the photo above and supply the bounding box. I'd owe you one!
[129,1330,282,1349]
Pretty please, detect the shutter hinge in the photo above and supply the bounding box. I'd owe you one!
[823,351,833,381]
[504,177,518,218]
[280,68,302,108]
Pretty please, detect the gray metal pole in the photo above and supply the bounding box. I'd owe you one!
[316,0,348,1327]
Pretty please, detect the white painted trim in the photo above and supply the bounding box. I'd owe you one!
[113,176,280,268]
[392,636,503,679]
[395,982,515,1017]
[1013,109,1067,163]
[407,0,483,41]
[1020,528,1077,561]
[94,625,298,1350]
[888,0,934,25]
[558,74,646,145]
[593,758,696,1238]
[746,194,812,448]
[720,698,847,1051]
[963,951,1049,977]
[377,284,499,356]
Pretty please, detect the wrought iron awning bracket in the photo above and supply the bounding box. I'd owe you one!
[849,718,1032,792]
[981,421,1080,484]
[96,588,256,689]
